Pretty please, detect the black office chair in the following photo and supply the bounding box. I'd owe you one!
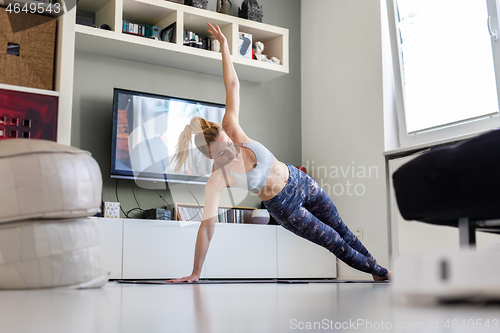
[392,129,500,247]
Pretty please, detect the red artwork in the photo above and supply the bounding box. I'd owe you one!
[0,88,58,141]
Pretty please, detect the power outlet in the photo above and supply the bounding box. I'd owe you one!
[354,228,363,240]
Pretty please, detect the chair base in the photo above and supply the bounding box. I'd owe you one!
[392,249,500,304]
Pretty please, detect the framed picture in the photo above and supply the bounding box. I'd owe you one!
[0,88,58,141]
[160,22,176,43]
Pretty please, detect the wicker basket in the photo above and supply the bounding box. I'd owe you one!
[0,8,56,90]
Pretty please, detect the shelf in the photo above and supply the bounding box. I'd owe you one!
[174,203,257,224]
[123,0,176,26]
[74,0,289,83]
[75,24,287,82]
[0,83,60,97]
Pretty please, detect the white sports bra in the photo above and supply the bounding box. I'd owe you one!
[223,141,274,193]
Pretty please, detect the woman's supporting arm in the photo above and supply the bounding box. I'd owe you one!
[190,216,216,278]
[166,180,221,283]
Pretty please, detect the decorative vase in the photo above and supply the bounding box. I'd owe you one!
[212,39,220,52]
[251,209,270,225]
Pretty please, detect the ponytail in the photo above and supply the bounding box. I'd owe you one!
[173,116,222,172]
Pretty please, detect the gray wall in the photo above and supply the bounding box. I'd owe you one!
[71,0,301,218]
[301,0,390,279]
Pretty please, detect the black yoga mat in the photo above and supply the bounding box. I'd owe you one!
[114,279,389,285]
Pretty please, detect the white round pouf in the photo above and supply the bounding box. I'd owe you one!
[0,218,108,289]
[0,139,102,224]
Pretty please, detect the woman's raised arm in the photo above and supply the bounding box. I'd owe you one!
[207,23,250,142]
[208,22,239,102]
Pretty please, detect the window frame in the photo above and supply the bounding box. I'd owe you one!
[386,0,500,149]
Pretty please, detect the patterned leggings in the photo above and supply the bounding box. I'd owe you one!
[263,164,388,277]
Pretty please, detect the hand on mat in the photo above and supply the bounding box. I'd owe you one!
[207,23,226,45]
[166,274,199,283]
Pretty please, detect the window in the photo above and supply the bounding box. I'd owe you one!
[388,0,500,148]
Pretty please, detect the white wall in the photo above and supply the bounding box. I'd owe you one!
[301,0,390,279]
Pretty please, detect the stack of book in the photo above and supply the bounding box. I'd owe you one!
[217,208,253,224]
[123,21,160,38]
[176,204,255,223]
[184,30,212,50]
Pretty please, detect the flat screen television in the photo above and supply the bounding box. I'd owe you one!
[111,88,225,185]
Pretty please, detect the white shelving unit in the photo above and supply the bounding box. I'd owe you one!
[94,218,337,280]
[0,83,60,97]
[74,0,289,83]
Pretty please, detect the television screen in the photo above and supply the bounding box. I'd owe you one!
[111,88,225,185]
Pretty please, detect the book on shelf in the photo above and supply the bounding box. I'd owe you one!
[175,203,256,223]
[122,21,162,39]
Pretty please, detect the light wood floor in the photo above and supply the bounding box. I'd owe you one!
[0,281,499,333]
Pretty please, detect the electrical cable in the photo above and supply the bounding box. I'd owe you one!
[128,180,146,218]
[129,179,142,209]
[185,182,202,221]
[155,189,171,211]
[125,207,145,219]
[116,178,129,218]
[221,167,236,207]
[115,178,146,219]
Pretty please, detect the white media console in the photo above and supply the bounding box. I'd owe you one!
[93,217,337,280]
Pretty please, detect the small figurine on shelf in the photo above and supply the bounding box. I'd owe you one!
[270,57,281,65]
[212,39,221,52]
[254,41,267,61]
[254,41,281,64]
[238,0,263,22]
[217,0,232,15]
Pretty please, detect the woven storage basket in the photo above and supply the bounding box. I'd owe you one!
[0,8,56,90]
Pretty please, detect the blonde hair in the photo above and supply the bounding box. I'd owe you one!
[173,116,222,172]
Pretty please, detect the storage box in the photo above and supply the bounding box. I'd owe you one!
[0,8,57,90]
[76,16,94,27]
[104,202,121,218]
[238,32,252,59]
